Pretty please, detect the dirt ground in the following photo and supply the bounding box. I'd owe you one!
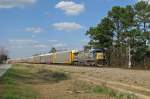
[2,63,150,99]
[33,80,114,99]
[0,64,119,99]
[25,64,116,99]
[30,64,150,99]
[36,64,150,88]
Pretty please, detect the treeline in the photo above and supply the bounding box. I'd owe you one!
[0,47,8,64]
[86,1,150,69]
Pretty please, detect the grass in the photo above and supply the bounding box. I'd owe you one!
[72,80,137,99]
[93,86,136,99]
[0,63,137,99]
[0,64,69,99]
[35,69,69,83]
[0,64,37,99]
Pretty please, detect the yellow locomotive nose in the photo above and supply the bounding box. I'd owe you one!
[96,53,104,60]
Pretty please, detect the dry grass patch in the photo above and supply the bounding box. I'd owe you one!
[0,64,138,99]
[0,64,69,99]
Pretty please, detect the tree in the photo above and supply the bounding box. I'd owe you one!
[84,45,91,52]
[86,1,150,68]
[107,6,129,66]
[86,17,114,49]
[86,17,114,65]
[120,5,136,68]
[134,1,150,32]
[134,1,150,46]
[49,47,56,53]
[108,6,126,46]
[131,1,150,67]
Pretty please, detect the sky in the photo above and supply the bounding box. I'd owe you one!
[0,0,145,58]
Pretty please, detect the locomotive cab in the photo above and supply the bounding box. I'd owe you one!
[90,49,106,65]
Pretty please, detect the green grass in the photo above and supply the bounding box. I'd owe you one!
[73,81,137,99]
[0,64,137,99]
[93,86,136,99]
[0,64,69,99]
[0,64,37,99]
[35,69,69,83]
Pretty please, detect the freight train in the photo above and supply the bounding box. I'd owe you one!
[8,49,106,66]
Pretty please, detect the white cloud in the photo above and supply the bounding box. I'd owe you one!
[48,40,59,43]
[138,0,150,3]
[0,0,36,9]
[52,22,83,31]
[55,1,84,15]
[9,39,38,44]
[54,43,66,48]
[25,27,43,34]
[8,39,49,50]
[48,40,67,48]
[33,44,48,48]
[9,39,38,48]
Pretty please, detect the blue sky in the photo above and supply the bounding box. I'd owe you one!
[0,0,139,58]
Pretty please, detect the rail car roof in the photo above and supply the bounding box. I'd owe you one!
[51,50,78,54]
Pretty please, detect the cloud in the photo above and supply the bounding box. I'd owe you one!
[33,44,48,48]
[8,39,49,51]
[8,39,67,50]
[9,39,38,48]
[0,0,36,9]
[47,39,68,49]
[138,0,150,3]
[25,27,43,34]
[53,43,66,48]
[48,40,59,43]
[9,39,38,44]
[55,1,84,15]
[48,40,67,48]
[52,22,83,31]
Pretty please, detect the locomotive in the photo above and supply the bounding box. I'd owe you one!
[8,49,106,66]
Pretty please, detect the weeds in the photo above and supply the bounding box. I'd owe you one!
[35,69,69,83]
[72,80,137,99]
[0,64,137,99]
[0,64,69,99]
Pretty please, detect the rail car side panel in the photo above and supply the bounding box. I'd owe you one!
[40,55,46,64]
[52,51,72,64]
[44,54,53,64]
